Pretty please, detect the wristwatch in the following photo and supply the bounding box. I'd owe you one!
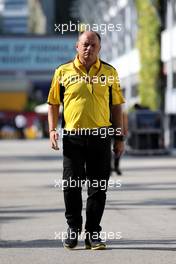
[49,128,57,133]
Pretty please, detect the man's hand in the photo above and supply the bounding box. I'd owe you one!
[50,131,59,150]
[113,140,124,157]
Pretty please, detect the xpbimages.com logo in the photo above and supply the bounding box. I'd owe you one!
[58,127,122,139]
[54,231,122,242]
[54,178,122,191]
[54,21,122,35]
[58,73,121,87]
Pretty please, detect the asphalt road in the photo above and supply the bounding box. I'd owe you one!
[0,139,176,264]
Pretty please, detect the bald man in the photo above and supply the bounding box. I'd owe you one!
[47,31,125,249]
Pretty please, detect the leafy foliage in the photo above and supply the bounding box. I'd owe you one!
[135,0,161,109]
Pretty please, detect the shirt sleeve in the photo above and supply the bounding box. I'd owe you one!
[47,69,60,105]
[111,68,125,105]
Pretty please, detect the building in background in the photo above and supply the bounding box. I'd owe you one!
[55,0,78,32]
[0,0,47,113]
[0,0,4,33]
[40,0,55,34]
[0,0,79,138]
[0,0,46,34]
[0,0,78,114]
[161,0,176,150]
[73,0,139,109]
[72,0,176,151]
[1,0,175,150]
[105,0,139,110]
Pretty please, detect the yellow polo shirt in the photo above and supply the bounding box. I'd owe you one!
[47,55,125,130]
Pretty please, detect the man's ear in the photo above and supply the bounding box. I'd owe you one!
[76,42,79,52]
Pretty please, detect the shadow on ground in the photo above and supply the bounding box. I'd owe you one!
[0,239,176,251]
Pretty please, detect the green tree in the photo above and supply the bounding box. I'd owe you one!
[135,0,161,110]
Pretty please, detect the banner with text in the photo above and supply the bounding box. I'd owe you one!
[0,36,76,71]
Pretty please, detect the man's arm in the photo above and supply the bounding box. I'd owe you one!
[48,104,60,150]
[111,104,124,156]
[111,104,123,132]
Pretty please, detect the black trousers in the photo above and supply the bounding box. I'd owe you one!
[63,134,111,233]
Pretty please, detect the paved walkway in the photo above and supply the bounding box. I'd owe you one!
[0,140,176,264]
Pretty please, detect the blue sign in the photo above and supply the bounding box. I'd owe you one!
[0,36,76,71]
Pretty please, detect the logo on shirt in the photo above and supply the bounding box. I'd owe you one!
[100,74,106,82]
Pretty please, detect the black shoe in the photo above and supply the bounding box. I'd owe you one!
[63,228,80,249]
[85,232,106,250]
[115,167,122,175]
